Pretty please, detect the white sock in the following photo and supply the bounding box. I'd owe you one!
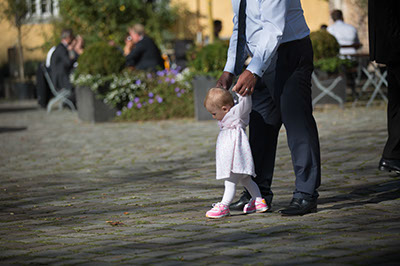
[240,175,262,200]
[221,179,237,206]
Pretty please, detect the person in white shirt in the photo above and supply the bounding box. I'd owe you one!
[327,9,361,56]
[217,0,321,216]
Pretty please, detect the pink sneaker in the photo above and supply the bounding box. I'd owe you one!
[206,203,230,219]
[243,198,269,213]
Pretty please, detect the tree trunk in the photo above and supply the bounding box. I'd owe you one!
[207,0,214,44]
[16,24,25,82]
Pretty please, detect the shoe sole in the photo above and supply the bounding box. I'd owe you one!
[379,165,400,175]
[243,207,269,214]
[256,207,269,213]
[206,214,230,219]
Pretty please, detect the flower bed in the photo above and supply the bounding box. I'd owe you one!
[72,68,193,121]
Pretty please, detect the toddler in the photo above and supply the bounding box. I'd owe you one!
[204,87,268,219]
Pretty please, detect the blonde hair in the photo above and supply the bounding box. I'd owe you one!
[204,87,234,108]
[129,24,145,36]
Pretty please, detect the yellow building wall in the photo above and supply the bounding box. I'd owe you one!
[0,19,53,65]
[302,0,330,31]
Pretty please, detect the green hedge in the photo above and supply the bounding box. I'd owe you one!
[76,42,125,76]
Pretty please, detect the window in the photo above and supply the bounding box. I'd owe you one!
[26,0,60,23]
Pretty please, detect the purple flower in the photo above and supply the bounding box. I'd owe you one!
[180,89,186,94]
[175,87,180,92]
[177,93,182,97]
[171,69,179,75]
[148,98,154,104]
[156,96,163,103]
[134,97,140,103]
[158,80,162,84]
[137,103,142,109]
[135,79,141,85]
[157,71,164,77]
[148,92,154,98]
[116,111,122,116]
[127,101,133,109]
[165,77,170,82]
[170,79,176,84]
[146,73,152,79]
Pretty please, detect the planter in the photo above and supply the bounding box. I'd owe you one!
[311,70,346,106]
[192,75,216,121]
[76,86,116,123]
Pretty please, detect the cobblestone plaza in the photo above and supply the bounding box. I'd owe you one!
[1,100,399,265]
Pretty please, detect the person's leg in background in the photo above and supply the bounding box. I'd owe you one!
[379,64,400,174]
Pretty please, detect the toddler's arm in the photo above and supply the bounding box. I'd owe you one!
[235,92,252,119]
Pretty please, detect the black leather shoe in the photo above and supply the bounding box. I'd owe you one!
[279,198,317,216]
[229,192,250,211]
[379,158,400,174]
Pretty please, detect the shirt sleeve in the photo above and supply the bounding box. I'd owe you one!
[234,92,252,119]
[246,0,288,77]
[126,41,145,67]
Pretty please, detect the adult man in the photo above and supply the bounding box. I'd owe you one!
[124,24,164,71]
[217,0,321,216]
[50,29,78,93]
[369,1,400,175]
[327,10,361,56]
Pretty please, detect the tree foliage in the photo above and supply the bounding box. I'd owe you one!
[51,0,177,49]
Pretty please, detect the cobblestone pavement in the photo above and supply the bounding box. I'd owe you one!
[0,100,399,265]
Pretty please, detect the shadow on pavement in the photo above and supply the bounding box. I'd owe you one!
[0,126,27,133]
[0,106,38,113]
[318,179,400,211]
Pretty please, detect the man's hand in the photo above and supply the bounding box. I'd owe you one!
[216,71,234,90]
[232,70,258,96]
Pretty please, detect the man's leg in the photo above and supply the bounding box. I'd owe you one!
[277,37,321,215]
[380,64,400,173]
[249,111,280,205]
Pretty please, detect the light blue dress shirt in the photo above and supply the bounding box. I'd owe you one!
[224,0,310,77]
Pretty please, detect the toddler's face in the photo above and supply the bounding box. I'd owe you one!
[206,104,230,121]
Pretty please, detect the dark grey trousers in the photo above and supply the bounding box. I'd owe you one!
[383,64,400,160]
[248,36,321,204]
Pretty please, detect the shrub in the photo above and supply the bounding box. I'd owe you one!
[187,40,229,79]
[76,42,125,76]
[310,30,355,73]
[310,30,340,60]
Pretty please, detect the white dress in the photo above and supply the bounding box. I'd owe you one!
[215,93,255,180]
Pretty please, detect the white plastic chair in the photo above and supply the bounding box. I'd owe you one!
[40,64,76,113]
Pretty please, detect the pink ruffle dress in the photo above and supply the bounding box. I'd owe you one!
[215,93,255,180]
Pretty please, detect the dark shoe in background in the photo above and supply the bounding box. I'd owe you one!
[379,158,400,175]
[229,191,251,211]
[279,198,317,216]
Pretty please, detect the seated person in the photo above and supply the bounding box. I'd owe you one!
[50,29,78,91]
[124,24,164,71]
[50,29,84,103]
[327,10,361,56]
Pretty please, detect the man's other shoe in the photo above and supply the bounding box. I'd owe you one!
[379,158,400,174]
[229,191,250,211]
[279,198,317,216]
